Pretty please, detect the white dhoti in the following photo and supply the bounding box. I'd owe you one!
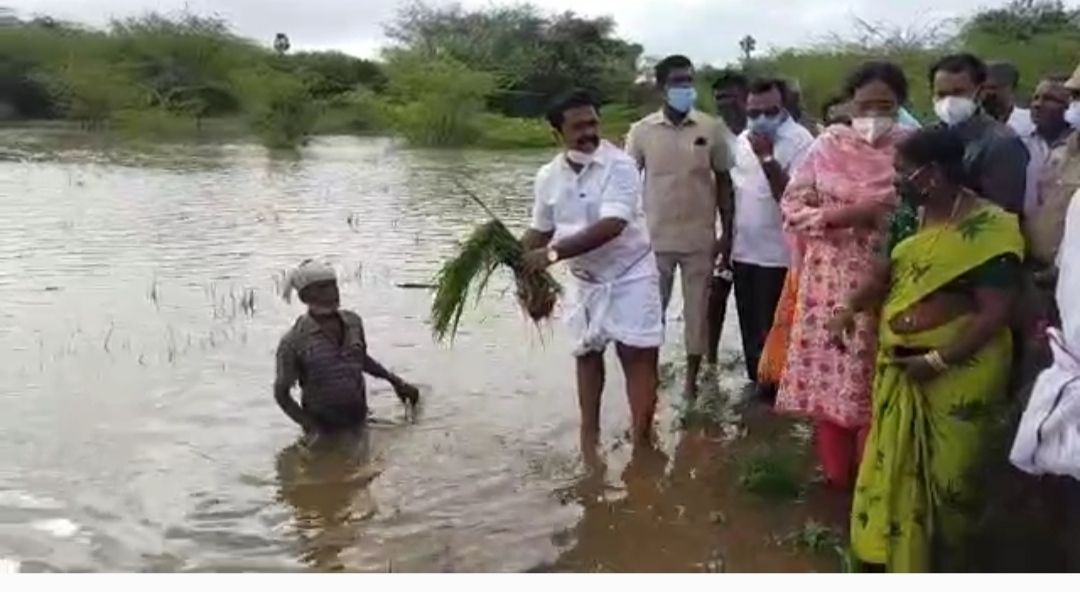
[1009,330,1080,480]
[563,252,664,357]
[1010,188,1080,480]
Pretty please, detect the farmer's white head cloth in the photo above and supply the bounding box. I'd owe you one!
[282,259,336,302]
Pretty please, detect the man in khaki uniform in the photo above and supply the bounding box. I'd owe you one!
[625,54,736,398]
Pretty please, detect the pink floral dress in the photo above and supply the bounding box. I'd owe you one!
[775,124,911,429]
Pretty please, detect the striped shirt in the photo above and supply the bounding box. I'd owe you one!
[275,311,368,427]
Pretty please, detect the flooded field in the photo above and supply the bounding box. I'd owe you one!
[0,132,844,572]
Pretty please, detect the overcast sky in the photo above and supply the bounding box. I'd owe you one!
[7,0,1077,65]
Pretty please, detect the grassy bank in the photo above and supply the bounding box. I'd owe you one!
[4,2,1080,151]
[0,12,389,149]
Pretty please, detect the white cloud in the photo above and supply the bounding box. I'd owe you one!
[7,0,1080,64]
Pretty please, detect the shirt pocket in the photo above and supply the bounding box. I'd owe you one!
[552,183,590,232]
[691,141,713,172]
[344,333,366,361]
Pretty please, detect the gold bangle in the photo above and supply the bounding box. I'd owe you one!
[924,351,949,372]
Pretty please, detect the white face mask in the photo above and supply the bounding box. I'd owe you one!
[1066,101,1080,128]
[566,149,595,166]
[934,96,978,126]
[851,116,895,143]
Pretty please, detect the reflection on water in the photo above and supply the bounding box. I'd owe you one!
[275,429,380,572]
[0,132,840,572]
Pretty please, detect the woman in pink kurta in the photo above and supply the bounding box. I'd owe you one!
[775,62,916,489]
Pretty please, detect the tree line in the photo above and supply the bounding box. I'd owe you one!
[1,0,1078,148]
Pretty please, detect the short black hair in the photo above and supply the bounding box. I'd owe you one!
[545,89,598,129]
[712,69,748,92]
[844,60,910,105]
[747,77,786,97]
[986,60,1020,89]
[821,95,847,121]
[654,54,693,85]
[928,52,988,87]
[896,126,967,185]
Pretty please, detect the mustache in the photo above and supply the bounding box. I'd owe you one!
[577,134,599,147]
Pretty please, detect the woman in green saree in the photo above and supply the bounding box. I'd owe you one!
[827,127,1024,572]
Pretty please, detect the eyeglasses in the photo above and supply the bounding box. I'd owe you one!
[746,107,782,119]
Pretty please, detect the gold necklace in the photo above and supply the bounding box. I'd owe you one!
[916,190,966,229]
[897,191,968,331]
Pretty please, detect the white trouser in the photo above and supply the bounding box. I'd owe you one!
[1010,328,1080,481]
[563,253,664,357]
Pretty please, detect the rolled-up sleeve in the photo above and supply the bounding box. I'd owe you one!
[598,160,642,222]
[530,168,555,232]
[980,135,1029,216]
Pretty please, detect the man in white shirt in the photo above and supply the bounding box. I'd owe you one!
[1020,75,1073,218]
[521,89,663,452]
[985,60,1035,137]
[731,77,814,399]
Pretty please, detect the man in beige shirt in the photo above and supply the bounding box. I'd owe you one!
[1027,67,1080,269]
[625,54,736,398]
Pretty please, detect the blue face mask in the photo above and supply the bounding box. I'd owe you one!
[897,106,922,129]
[666,86,697,113]
[748,112,784,136]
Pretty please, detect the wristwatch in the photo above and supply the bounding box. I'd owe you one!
[760,154,776,164]
[546,245,560,264]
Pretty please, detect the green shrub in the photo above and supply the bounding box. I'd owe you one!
[312,87,389,135]
[232,67,316,149]
[738,445,804,500]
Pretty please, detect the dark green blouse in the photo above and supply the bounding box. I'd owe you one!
[879,200,1020,291]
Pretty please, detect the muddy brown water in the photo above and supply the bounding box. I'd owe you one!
[0,132,842,572]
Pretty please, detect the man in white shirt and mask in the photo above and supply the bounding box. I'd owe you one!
[730,77,814,399]
[522,89,664,452]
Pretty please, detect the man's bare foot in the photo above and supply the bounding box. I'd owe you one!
[684,376,699,401]
[581,447,604,473]
[580,428,600,459]
[630,423,657,450]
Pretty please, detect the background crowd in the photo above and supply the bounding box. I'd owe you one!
[621,48,1079,572]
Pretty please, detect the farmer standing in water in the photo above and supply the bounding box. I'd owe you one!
[274,259,419,441]
[521,89,664,453]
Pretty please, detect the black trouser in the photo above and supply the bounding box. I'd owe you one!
[707,274,734,364]
[732,261,788,384]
